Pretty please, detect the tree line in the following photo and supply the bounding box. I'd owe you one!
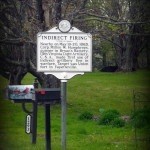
[0,0,149,87]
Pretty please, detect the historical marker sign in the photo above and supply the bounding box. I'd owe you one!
[36,20,92,150]
[37,31,92,73]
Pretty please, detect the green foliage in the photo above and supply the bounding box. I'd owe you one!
[99,109,120,125]
[107,24,120,32]
[131,108,150,128]
[99,108,105,113]
[79,111,93,120]
[112,118,125,128]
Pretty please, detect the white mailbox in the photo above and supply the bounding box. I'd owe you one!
[7,85,34,103]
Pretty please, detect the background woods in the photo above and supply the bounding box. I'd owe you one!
[0,0,150,86]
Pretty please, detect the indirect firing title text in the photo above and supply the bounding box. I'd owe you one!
[38,34,92,72]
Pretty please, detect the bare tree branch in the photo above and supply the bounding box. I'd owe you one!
[75,13,150,25]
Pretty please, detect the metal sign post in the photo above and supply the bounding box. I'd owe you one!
[61,80,67,150]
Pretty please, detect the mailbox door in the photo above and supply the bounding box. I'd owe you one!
[35,88,61,103]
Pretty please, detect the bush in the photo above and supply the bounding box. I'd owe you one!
[79,111,93,120]
[99,109,120,125]
[112,118,125,128]
[131,108,150,128]
[99,108,105,114]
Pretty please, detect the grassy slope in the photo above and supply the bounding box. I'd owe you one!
[0,70,149,150]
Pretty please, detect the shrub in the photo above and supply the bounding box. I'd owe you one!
[98,109,120,125]
[99,108,105,114]
[79,111,93,120]
[131,108,150,128]
[112,118,125,128]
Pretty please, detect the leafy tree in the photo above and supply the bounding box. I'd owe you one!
[75,0,150,71]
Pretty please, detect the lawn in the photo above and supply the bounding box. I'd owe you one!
[0,70,150,150]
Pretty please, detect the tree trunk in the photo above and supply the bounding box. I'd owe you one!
[52,0,62,24]
[113,24,143,72]
[102,52,107,67]
[146,38,150,68]
[9,67,27,85]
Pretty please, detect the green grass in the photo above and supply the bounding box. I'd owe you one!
[0,70,150,150]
